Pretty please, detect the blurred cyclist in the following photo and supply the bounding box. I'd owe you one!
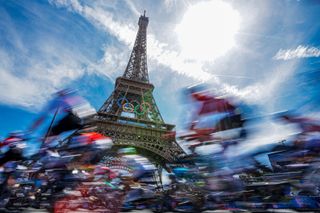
[29,89,96,146]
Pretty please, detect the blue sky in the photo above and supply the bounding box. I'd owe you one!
[1,0,320,144]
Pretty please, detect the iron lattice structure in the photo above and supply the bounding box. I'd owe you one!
[122,12,149,83]
[96,13,185,165]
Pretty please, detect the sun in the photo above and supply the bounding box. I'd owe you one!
[175,0,241,62]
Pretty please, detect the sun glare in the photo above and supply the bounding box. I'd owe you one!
[175,0,241,62]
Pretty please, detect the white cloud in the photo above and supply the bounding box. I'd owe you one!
[50,0,137,45]
[0,21,96,110]
[1,51,80,108]
[49,0,303,112]
[50,0,213,81]
[189,57,299,120]
[124,0,140,16]
[175,0,241,62]
[274,45,320,60]
[0,66,42,108]
[163,0,179,11]
[95,45,129,78]
[0,1,118,110]
[226,119,299,157]
[0,0,301,115]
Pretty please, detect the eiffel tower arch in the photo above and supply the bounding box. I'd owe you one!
[95,12,185,168]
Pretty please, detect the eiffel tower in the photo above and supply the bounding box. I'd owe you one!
[96,12,184,165]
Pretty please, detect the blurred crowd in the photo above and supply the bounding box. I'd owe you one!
[1,87,320,212]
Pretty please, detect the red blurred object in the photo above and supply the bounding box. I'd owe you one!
[161,131,176,140]
[0,136,23,148]
[188,91,244,133]
[80,132,109,144]
[281,115,320,133]
[94,165,118,180]
[191,92,236,115]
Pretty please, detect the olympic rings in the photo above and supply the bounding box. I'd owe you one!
[134,104,144,115]
[141,102,151,110]
[117,97,128,108]
[117,97,152,114]
[123,103,134,113]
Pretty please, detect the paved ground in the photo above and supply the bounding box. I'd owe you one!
[4,208,304,213]
[0,207,311,212]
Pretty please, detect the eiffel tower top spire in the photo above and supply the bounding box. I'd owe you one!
[122,11,149,82]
